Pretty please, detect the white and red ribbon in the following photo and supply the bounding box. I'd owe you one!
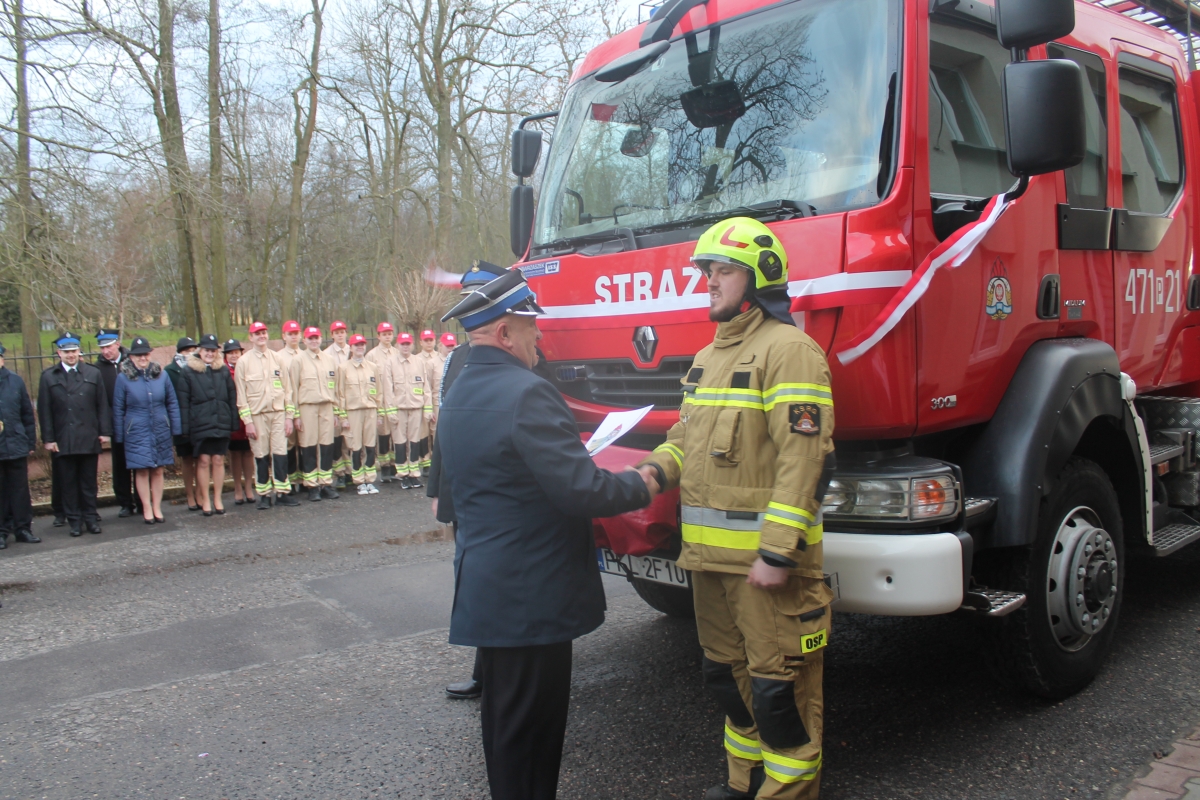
[832,194,1011,365]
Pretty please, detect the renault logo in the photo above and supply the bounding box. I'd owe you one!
[633,326,657,363]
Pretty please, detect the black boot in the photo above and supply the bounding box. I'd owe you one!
[53,516,66,528]
[703,767,765,800]
[320,486,339,500]
[308,487,322,502]
[276,491,300,507]
[118,506,134,518]
[256,495,272,510]
[399,476,412,489]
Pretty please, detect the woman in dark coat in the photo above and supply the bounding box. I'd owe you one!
[0,343,38,547]
[178,334,238,515]
[113,337,181,524]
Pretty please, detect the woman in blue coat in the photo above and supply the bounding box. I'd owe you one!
[113,337,181,524]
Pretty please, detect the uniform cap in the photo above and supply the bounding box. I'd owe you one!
[56,332,81,351]
[282,320,301,334]
[303,326,321,339]
[128,337,153,355]
[421,329,435,340]
[96,328,120,345]
[439,333,457,347]
[441,268,544,331]
[349,334,367,346]
[223,338,244,353]
[398,332,414,344]
[461,259,509,290]
[248,321,268,334]
[377,322,394,333]
[176,336,198,352]
[199,333,220,350]
[330,320,347,332]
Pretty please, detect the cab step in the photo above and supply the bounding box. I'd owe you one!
[960,588,1027,617]
[1149,442,1186,465]
[1152,523,1200,557]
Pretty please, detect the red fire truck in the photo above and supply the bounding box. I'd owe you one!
[506,0,1200,699]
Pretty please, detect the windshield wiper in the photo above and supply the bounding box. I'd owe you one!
[630,199,816,236]
[531,230,633,256]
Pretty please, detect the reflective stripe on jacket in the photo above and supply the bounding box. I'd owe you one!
[638,305,835,578]
[234,348,289,419]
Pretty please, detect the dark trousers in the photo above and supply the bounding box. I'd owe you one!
[110,441,138,511]
[57,453,99,525]
[0,457,33,533]
[479,641,573,800]
[51,452,64,518]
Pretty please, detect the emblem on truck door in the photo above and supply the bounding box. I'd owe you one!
[986,259,1013,321]
[633,326,658,363]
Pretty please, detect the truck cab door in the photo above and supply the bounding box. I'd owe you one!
[1108,44,1191,390]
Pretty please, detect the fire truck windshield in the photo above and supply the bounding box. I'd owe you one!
[533,0,900,251]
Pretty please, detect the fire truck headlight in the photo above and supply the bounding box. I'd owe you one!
[820,470,960,524]
[911,475,958,520]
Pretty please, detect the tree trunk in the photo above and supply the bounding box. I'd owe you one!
[159,0,212,337]
[207,0,231,340]
[13,0,39,357]
[281,0,322,324]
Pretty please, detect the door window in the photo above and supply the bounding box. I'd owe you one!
[1048,45,1108,210]
[929,18,1011,198]
[1118,67,1182,215]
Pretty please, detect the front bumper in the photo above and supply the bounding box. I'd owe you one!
[824,531,965,615]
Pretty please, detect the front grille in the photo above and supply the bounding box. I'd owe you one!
[548,358,694,410]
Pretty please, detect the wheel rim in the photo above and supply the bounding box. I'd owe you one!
[1045,505,1118,653]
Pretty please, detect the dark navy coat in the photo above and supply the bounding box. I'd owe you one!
[439,345,651,648]
[37,362,111,455]
[0,366,35,461]
[113,362,181,469]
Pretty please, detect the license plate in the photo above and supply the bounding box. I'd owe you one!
[596,548,691,587]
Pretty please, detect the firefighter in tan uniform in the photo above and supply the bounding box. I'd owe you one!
[324,321,353,487]
[291,326,341,501]
[366,322,398,482]
[337,334,382,494]
[276,320,305,493]
[235,321,300,510]
[416,329,444,474]
[636,219,835,800]
[386,332,433,489]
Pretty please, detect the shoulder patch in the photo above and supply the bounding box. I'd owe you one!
[686,367,704,384]
[789,403,821,435]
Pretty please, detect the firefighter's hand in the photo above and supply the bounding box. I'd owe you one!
[285,418,294,437]
[341,417,350,430]
[244,423,257,440]
[746,558,790,591]
[629,465,661,499]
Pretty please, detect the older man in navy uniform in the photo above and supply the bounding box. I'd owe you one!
[438,268,659,799]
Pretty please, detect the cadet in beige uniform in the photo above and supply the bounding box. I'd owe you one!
[292,326,341,501]
[416,329,443,474]
[366,322,397,481]
[324,320,353,487]
[337,334,381,494]
[387,333,432,489]
[276,320,304,492]
[235,322,299,510]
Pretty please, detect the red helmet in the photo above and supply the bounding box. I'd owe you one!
[249,321,268,334]
[420,329,435,340]
[282,320,301,334]
[398,332,413,344]
[349,334,366,346]
[377,322,394,333]
[330,320,347,332]
[440,333,457,347]
[303,326,321,339]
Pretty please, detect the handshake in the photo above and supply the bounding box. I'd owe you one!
[626,465,663,500]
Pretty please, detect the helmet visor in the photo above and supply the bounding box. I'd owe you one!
[690,253,753,277]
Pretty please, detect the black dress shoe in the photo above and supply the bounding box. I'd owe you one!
[118,507,134,518]
[234,498,246,505]
[320,486,339,500]
[145,517,156,525]
[53,516,66,527]
[188,504,202,512]
[256,495,271,510]
[276,492,300,507]
[202,508,213,517]
[14,530,41,543]
[86,522,102,535]
[154,516,165,524]
[445,679,482,699]
[70,527,83,537]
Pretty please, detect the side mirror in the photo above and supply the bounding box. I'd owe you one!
[512,129,543,179]
[995,0,1074,51]
[1003,59,1085,177]
[510,184,534,258]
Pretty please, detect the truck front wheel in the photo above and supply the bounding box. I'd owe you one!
[988,457,1125,700]
[631,578,696,619]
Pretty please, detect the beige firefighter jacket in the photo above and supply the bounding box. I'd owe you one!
[386,351,434,415]
[324,341,351,367]
[417,350,444,413]
[336,358,382,416]
[366,343,396,414]
[289,348,339,415]
[234,347,291,420]
[637,305,835,579]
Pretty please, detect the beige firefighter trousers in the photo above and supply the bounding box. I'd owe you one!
[248,411,288,459]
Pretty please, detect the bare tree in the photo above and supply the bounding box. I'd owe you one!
[206,0,229,339]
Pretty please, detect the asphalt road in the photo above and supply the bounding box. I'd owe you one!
[1,486,1198,800]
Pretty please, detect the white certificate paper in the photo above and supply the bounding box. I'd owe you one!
[586,405,654,456]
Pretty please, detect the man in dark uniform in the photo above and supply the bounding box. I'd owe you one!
[37,333,111,536]
[0,343,39,547]
[438,269,659,799]
[94,328,139,517]
[429,259,507,700]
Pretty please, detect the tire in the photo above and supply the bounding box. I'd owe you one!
[631,577,696,619]
[987,457,1125,700]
